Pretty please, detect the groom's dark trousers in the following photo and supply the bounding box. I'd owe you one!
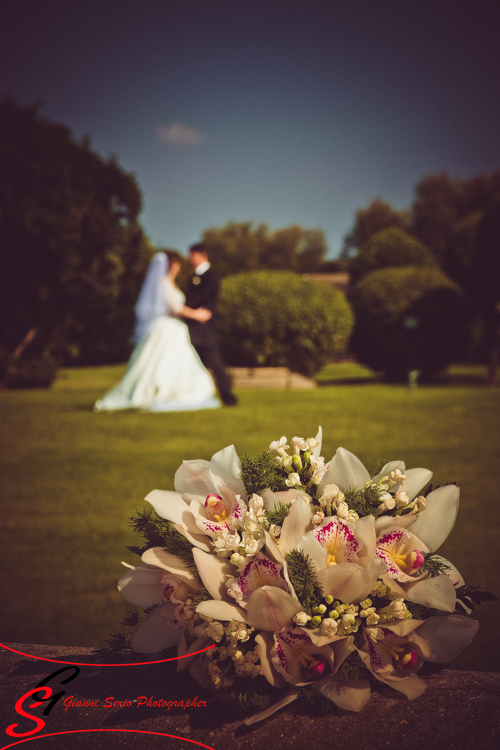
[184,268,236,405]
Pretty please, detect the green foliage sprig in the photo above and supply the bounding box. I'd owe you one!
[128,505,196,574]
[264,501,291,527]
[417,553,452,578]
[296,686,338,714]
[339,650,369,681]
[455,583,499,614]
[343,485,383,517]
[97,607,148,654]
[368,459,390,478]
[187,588,213,610]
[241,451,289,495]
[284,549,323,614]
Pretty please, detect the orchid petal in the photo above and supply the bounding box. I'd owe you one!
[355,514,377,562]
[316,563,373,603]
[117,564,165,607]
[196,599,247,622]
[141,548,200,588]
[297,533,326,570]
[174,459,216,498]
[192,548,232,600]
[209,445,247,496]
[416,614,479,663]
[410,484,460,552]
[255,631,286,688]
[264,530,284,564]
[260,488,303,511]
[312,426,322,457]
[235,556,289,602]
[244,691,298,726]
[375,514,416,533]
[319,447,370,493]
[431,556,464,586]
[316,674,371,711]
[176,633,210,672]
[246,586,302,631]
[145,490,200,535]
[173,524,211,552]
[402,468,433,500]
[381,672,427,699]
[403,574,457,612]
[280,496,313,555]
[130,605,182,653]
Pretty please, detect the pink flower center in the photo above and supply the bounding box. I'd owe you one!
[399,647,418,670]
[305,658,326,679]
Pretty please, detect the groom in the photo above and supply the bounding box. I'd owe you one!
[184,242,238,406]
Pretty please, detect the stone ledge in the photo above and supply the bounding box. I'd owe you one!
[230,367,316,389]
[1,644,499,750]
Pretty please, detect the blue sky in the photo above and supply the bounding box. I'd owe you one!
[2,0,500,257]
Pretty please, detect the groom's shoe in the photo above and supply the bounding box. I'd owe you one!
[223,394,238,406]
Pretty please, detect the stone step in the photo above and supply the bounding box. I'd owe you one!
[229,367,316,389]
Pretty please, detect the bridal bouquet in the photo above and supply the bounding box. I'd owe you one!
[115,429,489,724]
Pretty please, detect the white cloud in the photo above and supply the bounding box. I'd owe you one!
[155,122,206,146]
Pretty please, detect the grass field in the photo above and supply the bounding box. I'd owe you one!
[1,363,499,671]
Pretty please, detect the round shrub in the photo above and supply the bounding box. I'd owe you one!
[350,227,437,284]
[217,271,354,377]
[0,352,58,388]
[349,266,472,381]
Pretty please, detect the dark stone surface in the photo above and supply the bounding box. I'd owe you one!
[0,643,499,750]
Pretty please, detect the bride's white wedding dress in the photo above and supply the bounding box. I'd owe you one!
[94,280,220,412]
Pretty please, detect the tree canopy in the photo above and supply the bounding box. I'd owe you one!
[349,227,437,284]
[0,97,152,383]
[202,221,328,278]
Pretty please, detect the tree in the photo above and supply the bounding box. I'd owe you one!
[349,266,472,381]
[342,199,410,255]
[202,222,328,278]
[411,171,500,262]
[349,227,437,284]
[0,97,150,384]
[467,199,500,381]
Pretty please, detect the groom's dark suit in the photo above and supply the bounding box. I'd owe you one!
[184,267,237,405]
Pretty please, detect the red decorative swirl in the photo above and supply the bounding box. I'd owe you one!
[0,642,214,667]
[0,729,216,750]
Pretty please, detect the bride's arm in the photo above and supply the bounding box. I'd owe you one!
[179,305,212,322]
[165,280,212,322]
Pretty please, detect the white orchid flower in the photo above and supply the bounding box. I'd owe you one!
[224,554,290,608]
[145,445,247,550]
[356,614,479,699]
[271,627,335,685]
[190,488,248,538]
[375,527,429,582]
[298,517,363,569]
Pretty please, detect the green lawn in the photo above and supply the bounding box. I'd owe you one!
[1,363,499,672]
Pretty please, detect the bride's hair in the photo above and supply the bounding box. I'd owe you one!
[164,249,182,266]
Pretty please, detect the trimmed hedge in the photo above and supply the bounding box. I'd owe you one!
[350,227,437,283]
[217,271,354,377]
[349,266,472,381]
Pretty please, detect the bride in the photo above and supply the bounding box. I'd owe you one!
[94,251,220,412]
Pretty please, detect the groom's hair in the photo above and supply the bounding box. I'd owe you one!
[189,242,210,259]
